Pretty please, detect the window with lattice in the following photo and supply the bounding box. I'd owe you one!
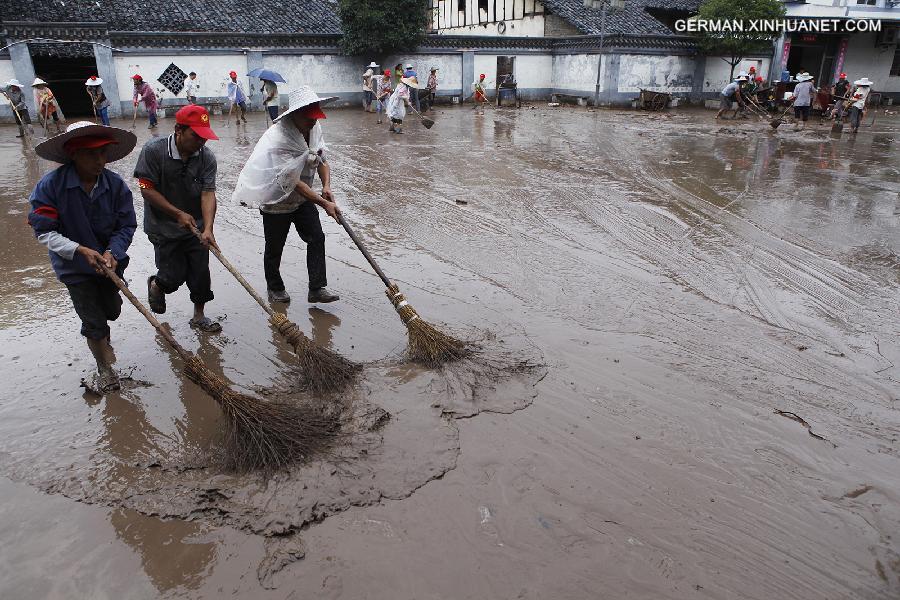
[158,63,188,96]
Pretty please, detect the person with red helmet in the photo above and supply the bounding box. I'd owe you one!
[473,73,488,114]
[226,70,248,125]
[232,86,342,305]
[133,104,224,332]
[832,72,851,123]
[132,74,158,129]
[375,69,393,124]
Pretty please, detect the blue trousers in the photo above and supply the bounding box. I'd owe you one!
[98,106,110,126]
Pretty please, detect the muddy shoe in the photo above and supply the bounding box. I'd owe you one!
[147,276,166,314]
[97,370,121,393]
[189,317,222,333]
[308,287,339,303]
[268,288,291,304]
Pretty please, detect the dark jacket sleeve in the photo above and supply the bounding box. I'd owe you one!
[107,176,137,260]
[27,172,61,237]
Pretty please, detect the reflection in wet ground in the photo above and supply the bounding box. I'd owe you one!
[0,107,898,599]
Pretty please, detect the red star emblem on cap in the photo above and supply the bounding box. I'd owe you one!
[200,113,209,123]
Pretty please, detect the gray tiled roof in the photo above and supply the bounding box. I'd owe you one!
[543,0,700,35]
[1,0,342,34]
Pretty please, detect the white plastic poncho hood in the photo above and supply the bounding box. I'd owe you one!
[232,119,327,210]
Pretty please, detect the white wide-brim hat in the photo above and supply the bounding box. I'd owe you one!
[5,79,24,88]
[401,76,420,89]
[272,86,338,123]
[35,121,137,164]
[853,77,873,86]
[367,61,379,68]
[736,76,748,81]
[405,64,414,69]
[32,77,48,87]
[85,76,103,86]
[796,74,813,82]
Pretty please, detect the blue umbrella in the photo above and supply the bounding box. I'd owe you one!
[247,68,286,83]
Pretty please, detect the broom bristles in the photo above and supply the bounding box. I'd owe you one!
[269,313,362,394]
[185,356,339,472]
[386,285,470,367]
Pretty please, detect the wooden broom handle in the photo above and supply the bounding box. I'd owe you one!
[100,264,192,363]
[337,215,393,289]
[190,227,275,318]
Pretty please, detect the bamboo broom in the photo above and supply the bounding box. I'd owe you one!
[192,229,360,394]
[338,216,469,367]
[102,264,338,472]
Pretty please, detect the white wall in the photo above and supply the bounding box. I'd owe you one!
[474,54,499,87]
[884,75,900,94]
[115,54,248,103]
[618,54,694,93]
[841,33,897,91]
[514,55,553,90]
[704,57,771,92]
[264,54,365,101]
[552,54,602,93]
[381,54,464,92]
[0,59,17,107]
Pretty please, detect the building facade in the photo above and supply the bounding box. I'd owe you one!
[774,0,900,95]
[7,0,895,122]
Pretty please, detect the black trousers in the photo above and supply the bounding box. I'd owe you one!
[262,202,327,292]
[66,276,123,339]
[152,235,214,304]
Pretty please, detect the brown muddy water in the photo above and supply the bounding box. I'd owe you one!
[1,106,898,599]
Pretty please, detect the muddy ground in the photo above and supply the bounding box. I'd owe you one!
[0,105,898,599]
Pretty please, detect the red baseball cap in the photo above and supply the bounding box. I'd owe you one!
[229,70,237,78]
[301,102,327,120]
[839,72,847,78]
[132,74,142,80]
[176,105,218,140]
[64,135,117,154]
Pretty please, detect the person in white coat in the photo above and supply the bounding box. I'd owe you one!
[232,87,342,304]
[386,76,418,134]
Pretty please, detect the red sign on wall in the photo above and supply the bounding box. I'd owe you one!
[833,37,849,82]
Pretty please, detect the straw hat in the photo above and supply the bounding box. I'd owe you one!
[273,86,338,123]
[85,76,103,86]
[35,121,137,164]
[796,73,813,82]
[32,77,48,87]
[5,78,24,88]
[401,76,420,89]
[853,77,873,86]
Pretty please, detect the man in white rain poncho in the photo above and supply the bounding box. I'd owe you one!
[232,87,341,305]
[386,75,419,134]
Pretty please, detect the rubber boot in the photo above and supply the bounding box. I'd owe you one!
[86,336,120,392]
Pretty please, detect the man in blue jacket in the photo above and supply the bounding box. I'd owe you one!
[28,121,138,392]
